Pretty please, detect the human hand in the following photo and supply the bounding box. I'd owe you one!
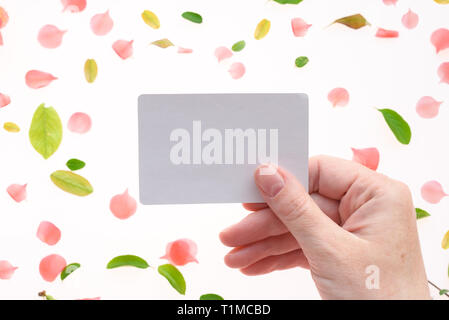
[219,156,430,300]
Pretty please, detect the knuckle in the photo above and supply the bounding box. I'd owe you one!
[282,194,310,222]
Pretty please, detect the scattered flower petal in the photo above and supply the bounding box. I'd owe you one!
[383,0,398,5]
[39,254,66,282]
[431,28,449,53]
[376,28,399,38]
[0,261,17,280]
[109,189,137,220]
[416,96,443,119]
[177,47,193,54]
[228,62,245,79]
[38,25,66,49]
[438,62,449,84]
[0,31,3,45]
[37,221,61,246]
[401,9,418,29]
[328,87,349,107]
[68,112,92,134]
[291,18,311,37]
[25,70,57,89]
[3,122,20,132]
[61,0,86,13]
[90,11,113,36]
[7,184,27,203]
[112,40,133,60]
[421,181,448,204]
[214,46,233,62]
[161,239,198,266]
[0,6,9,28]
[0,93,11,108]
[78,297,101,300]
[351,148,380,171]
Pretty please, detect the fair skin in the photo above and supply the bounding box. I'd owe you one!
[220,156,430,300]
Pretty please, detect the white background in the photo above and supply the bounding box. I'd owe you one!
[0,0,448,299]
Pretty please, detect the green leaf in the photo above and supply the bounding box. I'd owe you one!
[158,264,186,295]
[377,108,412,145]
[273,0,303,3]
[332,14,370,30]
[182,11,202,24]
[439,289,449,295]
[254,19,271,40]
[415,208,431,220]
[151,38,174,48]
[142,10,160,29]
[66,159,86,171]
[29,103,63,159]
[442,230,449,250]
[232,40,246,52]
[107,255,150,269]
[61,263,81,281]
[84,59,98,83]
[295,56,309,68]
[45,295,56,300]
[200,293,224,300]
[3,122,20,133]
[50,170,93,196]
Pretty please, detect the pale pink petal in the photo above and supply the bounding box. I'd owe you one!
[401,9,418,30]
[438,62,449,84]
[421,181,448,204]
[39,254,66,282]
[25,70,57,89]
[431,28,449,54]
[178,47,193,54]
[0,7,9,29]
[90,11,113,36]
[109,189,137,220]
[214,46,233,62]
[416,96,443,119]
[0,261,18,280]
[328,87,349,107]
[36,221,61,246]
[376,28,399,38]
[7,184,27,203]
[38,25,66,49]
[383,0,398,5]
[161,239,198,266]
[0,31,3,46]
[0,92,11,108]
[228,62,245,80]
[351,148,380,171]
[68,112,92,134]
[61,0,86,13]
[291,18,311,37]
[78,297,101,300]
[112,40,133,59]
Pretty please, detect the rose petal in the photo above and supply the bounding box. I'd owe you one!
[25,70,57,89]
[38,25,66,49]
[0,261,18,280]
[421,181,448,204]
[383,0,398,5]
[0,7,9,29]
[0,92,11,108]
[401,9,418,29]
[78,297,101,300]
[7,184,27,203]
[438,62,449,84]
[416,96,443,119]
[68,112,92,134]
[178,47,193,54]
[112,40,133,59]
[109,189,137,220]
[61,0,86,13]
[328,87,349,107]
[214,46,233,62]
[0,31,3,46]
[228,62,245,80]
[161,239,198,266]
[376,28,399,38]
[37,221,61,246]
[351,148,380,171]
[39,254,66,282]
[90,10,113,36]
[291,18,311,37]
[431,28,449,54]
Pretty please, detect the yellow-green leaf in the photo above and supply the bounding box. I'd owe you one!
[158,264,186,295]
[200,293,224,300]
[29,104,63,159]
[84,59,98,83]
[332,14,370,30]
[3,122,20,132]
[50,170,93,196]
[61,263,80,281]
[434,0,449,4]
[254,19,271,40]
[377,108,412,145]
[107,255,150,269]
[442,231,449,249]
[142,10,160,29]
[181,12,202,24]
[151,38,174,48]
[415,208,431,220]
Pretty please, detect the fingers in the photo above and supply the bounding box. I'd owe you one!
[242,203,268,211]
[240,250,309,276]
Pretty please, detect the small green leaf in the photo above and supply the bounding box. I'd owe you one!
[182,12,202,24]
[232,40,246,52]
[439,289,449,295]
[29,103,63,159]
[158,264,186,295]
[295,56,309,68]
[50,170,93,196]
[332,14,370,30]
[107,255,150,269]
[3,122,20,133]
[142,10,160,29]
[442,230,449,249]
[415,208,431,220]
[66,159,86,171]
[377,108,412,145]
[151,38,174,48]
[61,263,81,281]
[84,59,98,83]
[200,293,224,300]
[254,19,271,40]
[273,0,303,4]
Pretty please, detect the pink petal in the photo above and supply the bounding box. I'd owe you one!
[38,25,66,49]
[109,189,137,220]
[351,148,380,171]
[401,9,418,30]
[431,28,449,54]
[39,254,66,282]
[214,46,233,62]
[383,0,398,5]
[421,181,448,204]
[90,10,113,36]
[68,112,92,134]
[376,28,399,38]
[178,47,193,54]
[78,297,101,300]
[61,0,86,13]
[36,221,61,246]
[416,96,443,119]
[0,7,9,29]
[291,18,311,37]
[7,184,27,203]
[25,70,57,89]
[0,261,18,280]
[0,92,11,108]
[112,40,133,59]
[0,31,3,46]
[438,62,449,84]
[328,87,349,107]
[228,62,245,80]
[161,239,198,266]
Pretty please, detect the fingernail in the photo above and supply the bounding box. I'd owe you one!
[255,164,284,198]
